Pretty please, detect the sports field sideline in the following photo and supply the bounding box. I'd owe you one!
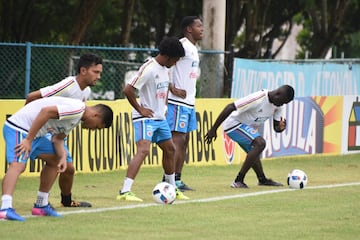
[19,181,358,218]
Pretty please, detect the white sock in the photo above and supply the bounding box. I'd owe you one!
[121,177,134,193]
[35,191,49,207]
[164,173,176,188]
[1,194,12,209]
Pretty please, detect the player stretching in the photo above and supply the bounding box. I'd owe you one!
[205,85,295,188]
[26,53,102,207]
[0,97,113,221]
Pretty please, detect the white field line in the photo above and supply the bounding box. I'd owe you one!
[23,182,360,218]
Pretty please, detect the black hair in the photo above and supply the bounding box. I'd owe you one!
[283,85,295,103]
[95,104,113,128]
[76,53,103,74]
[158,37,185,58]
[181,16,200,32]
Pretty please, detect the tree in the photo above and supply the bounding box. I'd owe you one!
[69,0,104,45]
[297,0,357,58]
[119,0,135,45]
[225,0,303,59]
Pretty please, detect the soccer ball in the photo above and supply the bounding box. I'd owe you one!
[287,169,308,189]
[152,182,176,204]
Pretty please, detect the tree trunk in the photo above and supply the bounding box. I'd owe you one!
[308,0,351,58]
[70,0,104,45]
[200,0,226,97]
[120,0,135,45]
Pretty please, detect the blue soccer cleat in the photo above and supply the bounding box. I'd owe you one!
[0,208,25,221]
[32,204,62,217]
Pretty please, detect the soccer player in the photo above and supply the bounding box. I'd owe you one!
[0,96,113,221]
[204,85,295,188]
[25,53,102,207]
[116,37,189,202]
[165,16,203,191]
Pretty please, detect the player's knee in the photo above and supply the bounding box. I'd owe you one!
[138,147,150,157]
[9,162,26,174]
[166,144,175,156]
[65,163,75,175]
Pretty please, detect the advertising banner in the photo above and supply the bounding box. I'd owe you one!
[261,96,343,158]
[0,99,238,177]
[231,58,359,97]
[0,95,355,178]
[342,96,360,153]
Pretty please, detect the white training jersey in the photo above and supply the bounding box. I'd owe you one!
[222,89,285,131]
[6,96,85,137]
[128,58,169,121]
[40,76,91,101]
[168,37,200,107]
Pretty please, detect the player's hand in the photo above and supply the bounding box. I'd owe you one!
[14,139,32,159]
[139,106,154,118]
[279,117,286,131]
[57,158,67,173]
[204,129,217,144]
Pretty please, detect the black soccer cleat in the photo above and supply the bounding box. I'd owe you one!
[258,178,283,187]
[61,200,92,207]
[176,181,195,191]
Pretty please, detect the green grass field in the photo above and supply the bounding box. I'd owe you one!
[0,153,359,240]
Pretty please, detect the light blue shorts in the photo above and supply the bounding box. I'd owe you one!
[166,103,197,133]
[225,123,260,153]
[133,119,172,143]
[3,124,72,164]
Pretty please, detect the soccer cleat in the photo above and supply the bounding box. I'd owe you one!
[61,200,92,207]
[116,191,143,202]
[176,180,195,191]
[0,208,25,221]
[258,178,283,187]
[230,181,249,188]
[32,204,62,217]
[175,188,190,200]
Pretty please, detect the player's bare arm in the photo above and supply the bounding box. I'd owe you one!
[52,133,67,173]
[15,106,59,157]
[25,90,42,104]
[169,83,186,99]
[123,84,154,117]
[205,103,236,144]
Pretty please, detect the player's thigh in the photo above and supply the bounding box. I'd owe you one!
[37,153,60,167]
[227,124,260,152]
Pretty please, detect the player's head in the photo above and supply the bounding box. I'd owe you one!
[81,104,113,129]
[77,53,103,87]
[76,53,103,74]
[181,16,203,42]
[158,37,185,68]
[269,85,295,106]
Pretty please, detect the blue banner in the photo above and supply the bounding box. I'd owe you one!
[231,58,360,98]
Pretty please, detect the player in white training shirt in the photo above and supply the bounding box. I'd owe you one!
[25,53,102,208]
[166,16,203,191]
[0,97,113,221]
[117,37,189,202]
[205,85,295,188]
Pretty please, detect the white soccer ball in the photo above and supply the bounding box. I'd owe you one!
[152,182,176,204]
[287,169,308,189]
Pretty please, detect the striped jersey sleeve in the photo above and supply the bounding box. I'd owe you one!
[233,90,267,112]
[128,59,154,89]
[40,77,77,97]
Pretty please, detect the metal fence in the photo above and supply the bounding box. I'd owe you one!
[0,42,229,100]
